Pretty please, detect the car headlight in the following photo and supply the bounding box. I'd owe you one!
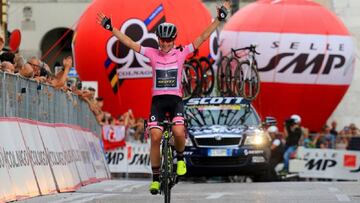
[244,130,268,146]
[244,135,265,145]
[185,137,193,147]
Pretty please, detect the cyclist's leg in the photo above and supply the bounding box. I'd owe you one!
[170,96,187,175]
[148,96,165,193]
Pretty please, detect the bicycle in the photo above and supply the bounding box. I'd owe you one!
[231,44,260,100]
[182,49,215,99]
[217,44,260,99]
[145,119,177,203]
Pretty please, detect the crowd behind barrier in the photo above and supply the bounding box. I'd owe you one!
[0,64,109,202]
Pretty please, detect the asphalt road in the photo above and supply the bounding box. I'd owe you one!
[17,179,360,203]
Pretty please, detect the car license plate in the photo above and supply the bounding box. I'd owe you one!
[208,149,231,157]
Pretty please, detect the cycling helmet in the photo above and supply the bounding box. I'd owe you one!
[290,114,301,124]
[267,126,278,134]
[156,22,177,39]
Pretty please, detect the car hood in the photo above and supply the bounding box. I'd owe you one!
[187,125,248,136]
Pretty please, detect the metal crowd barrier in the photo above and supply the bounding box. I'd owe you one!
[0,71,101,135]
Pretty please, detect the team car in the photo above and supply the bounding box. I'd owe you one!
[183,97,273,181]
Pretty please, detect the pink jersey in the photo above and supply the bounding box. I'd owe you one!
[140,44,194,97]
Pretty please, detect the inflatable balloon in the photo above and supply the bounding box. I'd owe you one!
[220,0,356,131]
[73,0,215,118]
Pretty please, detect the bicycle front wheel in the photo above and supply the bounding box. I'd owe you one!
[162,141,171,203]
[239,60,260,100]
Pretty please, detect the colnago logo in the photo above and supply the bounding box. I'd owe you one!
[186,97,246,106]
[220,32,355,85]
[106,18,158,79]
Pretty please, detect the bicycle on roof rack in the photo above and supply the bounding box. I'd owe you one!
[217,44,261,100]
[182,49,215,100]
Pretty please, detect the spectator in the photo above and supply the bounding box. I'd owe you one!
[324,124,336,148]
[1,61,15,73]
[280,114,303,174]
[330,120,338,137]
[336,130,349,150]
[50,56,72,89]
[301,128,314,148]
[267,126,284,181]
[349,123,358,137]
[133,118,145,142]
[14,54,25,73]
[0,52,15,64]
[19,62,34,78]
[27,56,41,77]
[313,125,330,149]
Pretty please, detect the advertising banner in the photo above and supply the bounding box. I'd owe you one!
[37,124,80,192]
[0,120,39,199]
[18,120,57,195]
[296,148,360,180]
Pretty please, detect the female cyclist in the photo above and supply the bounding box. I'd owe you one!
[97,0,231,194]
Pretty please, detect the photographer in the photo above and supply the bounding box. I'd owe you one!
[280,114,303,174]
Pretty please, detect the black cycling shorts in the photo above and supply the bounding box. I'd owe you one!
[148,95,184,130]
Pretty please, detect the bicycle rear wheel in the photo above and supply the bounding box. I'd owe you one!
[199,57,214,96]
[182,63,199,100]
[239,60,260,100]
[217,56,230,96]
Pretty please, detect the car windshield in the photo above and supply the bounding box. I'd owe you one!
[184,104,260,127]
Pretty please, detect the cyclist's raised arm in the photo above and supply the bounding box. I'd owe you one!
[192,1,231,50]
[97,12,141,53]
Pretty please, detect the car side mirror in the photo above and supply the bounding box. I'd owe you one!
[264,116,277,126]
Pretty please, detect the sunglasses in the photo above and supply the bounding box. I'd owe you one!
[159,38,174,43]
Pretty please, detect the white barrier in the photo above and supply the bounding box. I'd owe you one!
[0,135,16,203]
[106,142,151,174]
[292,147,360,180]
[0,119,39,200]
[84,130,109,180]
[74,129,97,183]
[17,119,57,195]
[0,118,108,202]
[55,126,82,189]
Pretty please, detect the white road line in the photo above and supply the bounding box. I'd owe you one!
[51,193,101,203]
[122,183,147,192]
[329,187,340,192]
[336,194,351,202]
[71,194,118,203]
[103,183,132,192]
[206,193,226,199]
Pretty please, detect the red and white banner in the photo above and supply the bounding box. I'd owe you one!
[106,142,151,174]
[0,119,39,200]
[17,120,57,195]
[102,125,126,151]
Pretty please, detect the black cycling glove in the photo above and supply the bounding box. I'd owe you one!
[101,16,113,31]
[217,6,228,21]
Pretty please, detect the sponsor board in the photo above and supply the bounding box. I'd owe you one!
[294,147,360,180]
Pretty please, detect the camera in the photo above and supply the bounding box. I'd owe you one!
[285,118,295,127]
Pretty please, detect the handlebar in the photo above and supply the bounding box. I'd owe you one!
[231,44,260,58]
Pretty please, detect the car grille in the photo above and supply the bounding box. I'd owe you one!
[190,156,248,166]
[195,137,241,147]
